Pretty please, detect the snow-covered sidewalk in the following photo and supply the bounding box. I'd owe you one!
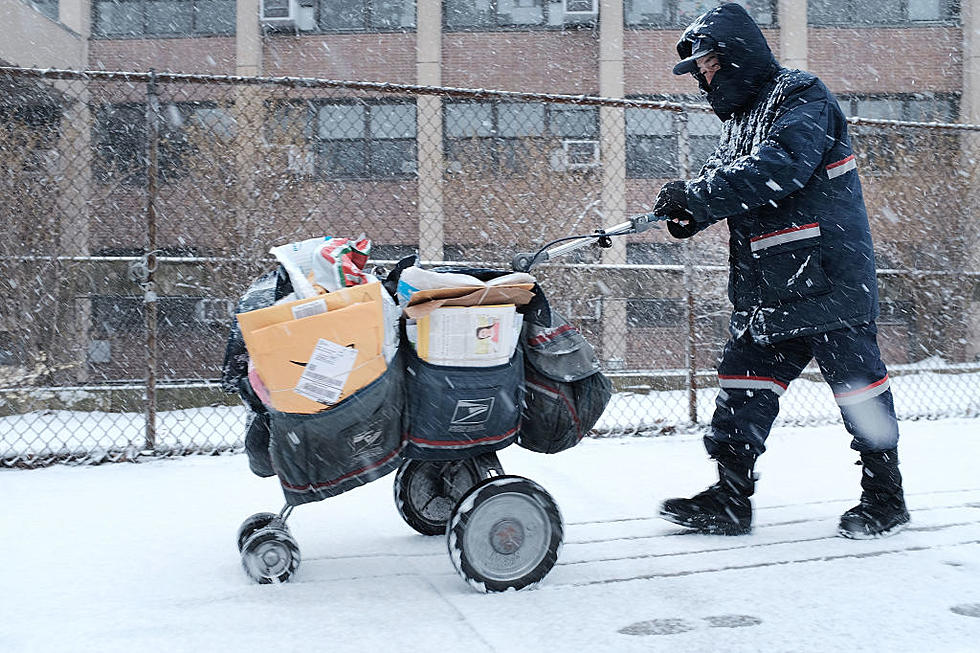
[2,418,978,652]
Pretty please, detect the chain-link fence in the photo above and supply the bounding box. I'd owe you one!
[1,67,978,467]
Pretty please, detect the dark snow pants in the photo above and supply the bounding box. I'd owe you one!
[706,321,899,458]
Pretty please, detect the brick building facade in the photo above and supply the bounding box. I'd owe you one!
[2,0,978,379]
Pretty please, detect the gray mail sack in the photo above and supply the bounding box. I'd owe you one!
[403,345,524,461]
[267,352,405,506]
[518,310,612,454]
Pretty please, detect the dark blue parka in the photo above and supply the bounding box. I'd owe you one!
[673,3,879,344]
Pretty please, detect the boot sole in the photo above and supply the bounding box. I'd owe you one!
[838,518,910,540]
[660,509,751,536]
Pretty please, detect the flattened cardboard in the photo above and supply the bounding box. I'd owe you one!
[403,284,535,320]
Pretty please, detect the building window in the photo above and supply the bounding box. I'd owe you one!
[93,0,236,38]
[94,101,232,184]
[318,0,416,30]
[626,99,720,179]
[29,0,60,20]
[625,0,774,27]
[627,298,685,328]
[444,100,598,175]
[267,100,417,179]
[627,242,683,265]
[444,0,596,30]
[838,93,958,174]
[808,0,957,25]
[91,295,226,338]
[838,94,958,123]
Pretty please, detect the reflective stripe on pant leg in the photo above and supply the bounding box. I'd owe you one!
[811,322,900,452]
[706,334,810,459]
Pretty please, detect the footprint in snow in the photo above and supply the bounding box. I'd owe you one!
[619,614,762,636]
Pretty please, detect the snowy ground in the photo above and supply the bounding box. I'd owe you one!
[2,418,979,653]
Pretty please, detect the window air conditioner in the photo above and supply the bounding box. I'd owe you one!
[195,298,234,325]
[563,0,598,15]
[261,0,315,30]
[562,139,600,169]
[276,144,314,175]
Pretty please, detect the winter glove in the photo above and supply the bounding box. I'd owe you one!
[654,180,698,239]
[667,218,699,239]
[654,180,690,218]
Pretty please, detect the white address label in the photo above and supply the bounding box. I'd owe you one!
[294,338,358,405]
[291,298,327,320]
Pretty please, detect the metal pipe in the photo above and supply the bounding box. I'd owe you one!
[676,111,698,424]
[144,71,160,453]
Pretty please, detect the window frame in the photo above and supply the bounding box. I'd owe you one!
[442,99,600,176]
[836,93,959,123]
[92,0,236,39]
[29,0,60,21]
[315,0,417,33]
[626,297,687,328]
[806,0,959,27]
[266,98,419,181]
[837,92,960,176]
[93,100,229,185]
[624,0,777,29]
[625,96,721,179]
[443,0,597,32]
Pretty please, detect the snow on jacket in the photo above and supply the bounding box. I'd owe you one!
[674,3,879,344]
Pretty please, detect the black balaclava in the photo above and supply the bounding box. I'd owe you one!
[673,3,780,121]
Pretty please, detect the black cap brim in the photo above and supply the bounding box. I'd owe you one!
[673,36,714,76]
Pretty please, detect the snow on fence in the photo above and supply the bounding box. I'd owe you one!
[1,67,978,467]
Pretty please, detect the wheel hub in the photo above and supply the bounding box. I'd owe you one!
[262,549,282,567]
[460,491,551,582]
[489,519,525,554]
[247,540,291,577]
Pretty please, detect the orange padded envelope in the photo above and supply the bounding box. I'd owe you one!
[246,298,385,414]
[236,281,383,356]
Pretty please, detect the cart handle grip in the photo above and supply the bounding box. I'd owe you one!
[510,213,666,272]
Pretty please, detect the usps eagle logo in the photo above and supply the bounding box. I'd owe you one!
[450,398,495,426]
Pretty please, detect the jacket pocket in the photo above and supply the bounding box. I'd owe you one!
[751,223,831,305]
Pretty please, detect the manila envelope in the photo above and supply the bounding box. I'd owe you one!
[237,281,383,355]
[247,300,385,414]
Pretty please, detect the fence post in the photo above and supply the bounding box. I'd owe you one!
[675,110,697,423]
[143,71,160,453]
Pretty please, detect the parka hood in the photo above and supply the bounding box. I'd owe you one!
[674,2,779,120]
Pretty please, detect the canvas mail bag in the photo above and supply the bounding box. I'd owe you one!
[518,309,612,454]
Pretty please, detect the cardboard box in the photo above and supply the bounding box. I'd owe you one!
[416,304,520,367]
[237,282,383,355]
[244,294,386,414]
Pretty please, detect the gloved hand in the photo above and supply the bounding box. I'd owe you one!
[654,180,689,217]
[654,180,697,239]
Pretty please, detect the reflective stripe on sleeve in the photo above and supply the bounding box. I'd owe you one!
[826,154,857,179]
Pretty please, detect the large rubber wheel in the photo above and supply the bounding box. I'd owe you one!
[394,459,486,536]
[447,475,563,593]
[236,512,279,551]
[240,526,301,584]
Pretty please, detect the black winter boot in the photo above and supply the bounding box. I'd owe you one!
[839,448,910,539]
[660,455,756,535]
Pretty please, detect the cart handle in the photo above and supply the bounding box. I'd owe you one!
[510,213,665,272]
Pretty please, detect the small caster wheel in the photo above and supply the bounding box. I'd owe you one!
[447,475,563,593]
[236,512,279,551]
[240,526,300,584]
[394,456,501,536]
